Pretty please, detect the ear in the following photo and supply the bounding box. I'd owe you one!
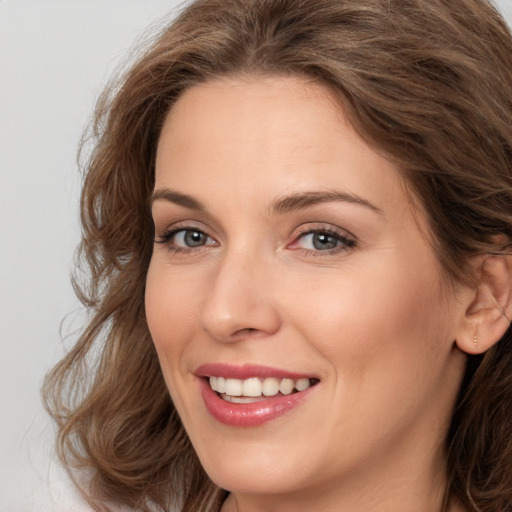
[456,254,512,355]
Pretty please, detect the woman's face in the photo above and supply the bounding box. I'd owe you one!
[146,76,468,505]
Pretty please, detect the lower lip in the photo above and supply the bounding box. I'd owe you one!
[199,378,317,427]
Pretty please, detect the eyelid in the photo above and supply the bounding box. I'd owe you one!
[153,221,356,255]
[158,228,215,244]
[287,223,357,253]
[154,219,213,240]
[154,222,219,253]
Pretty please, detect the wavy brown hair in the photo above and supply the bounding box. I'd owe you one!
[43,0,512,511]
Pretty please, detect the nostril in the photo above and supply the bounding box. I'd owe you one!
[234,327,258,337]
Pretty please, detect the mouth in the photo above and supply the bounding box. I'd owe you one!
[195,364,320,427]
[208,376,319,404]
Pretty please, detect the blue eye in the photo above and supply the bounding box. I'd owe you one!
[155,228,216,251]
[173,229,209,247]
[300,232,340,250]
[292,228,356,253]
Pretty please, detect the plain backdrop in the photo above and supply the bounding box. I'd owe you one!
[1,1,511,511]
[0,2,184,510]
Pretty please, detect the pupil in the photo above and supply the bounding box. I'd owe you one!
[313,232,337,250]
[185,230,204,247]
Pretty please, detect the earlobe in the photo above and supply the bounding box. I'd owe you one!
[456,254,512,355]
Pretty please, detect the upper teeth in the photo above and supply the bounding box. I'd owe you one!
[209,376,313,397]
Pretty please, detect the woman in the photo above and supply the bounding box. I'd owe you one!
[44,0,512,511]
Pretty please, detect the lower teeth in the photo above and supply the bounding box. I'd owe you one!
[220,394,267,404]
[219,390,298,403]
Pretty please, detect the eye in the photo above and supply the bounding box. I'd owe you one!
[289,226,356,254]
[155,227,217,251]
[299,232,340,250]
[173,229,210,248]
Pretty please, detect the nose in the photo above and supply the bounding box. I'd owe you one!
[199,249,281,343]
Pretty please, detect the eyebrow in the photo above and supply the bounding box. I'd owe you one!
[269,190,383,216]
[150,188,383,216]
[151,189,206,211]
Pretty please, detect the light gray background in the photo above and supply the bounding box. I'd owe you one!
[0,2,184,510]
[1,1,511,510]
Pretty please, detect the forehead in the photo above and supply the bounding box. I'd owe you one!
[157,75,345,168]
[155,75,403,206]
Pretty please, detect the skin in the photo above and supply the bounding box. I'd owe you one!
[145,75,474,512]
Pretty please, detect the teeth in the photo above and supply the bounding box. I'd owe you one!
[225,378,243,396]
[295,378,310,391]
[279,378,295,395]
[243,378,262,397]
[262,377,279,396]
[222,395,265,404]
[208,376,314,397]
[209,376,226,393]
[217,376,226,393]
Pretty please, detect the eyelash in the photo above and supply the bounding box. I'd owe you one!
[288,225,356,255]
[154,224,356,256]
[154,226,217,254]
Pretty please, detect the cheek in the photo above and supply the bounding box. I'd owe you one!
[286,254,452,390]
[282,258,457,456]
[145,263,210,431]
[145,263,203,375]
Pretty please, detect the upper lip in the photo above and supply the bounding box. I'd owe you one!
[195,363,317,380]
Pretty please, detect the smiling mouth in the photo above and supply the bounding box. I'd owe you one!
[208,376,320,404]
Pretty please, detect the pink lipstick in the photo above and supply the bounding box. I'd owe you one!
[195,363,319,427]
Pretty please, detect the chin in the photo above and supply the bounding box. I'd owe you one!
[193,436,311,495]
[206,462,302,496]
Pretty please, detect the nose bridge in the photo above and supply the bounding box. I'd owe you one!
[200,244,280,342]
